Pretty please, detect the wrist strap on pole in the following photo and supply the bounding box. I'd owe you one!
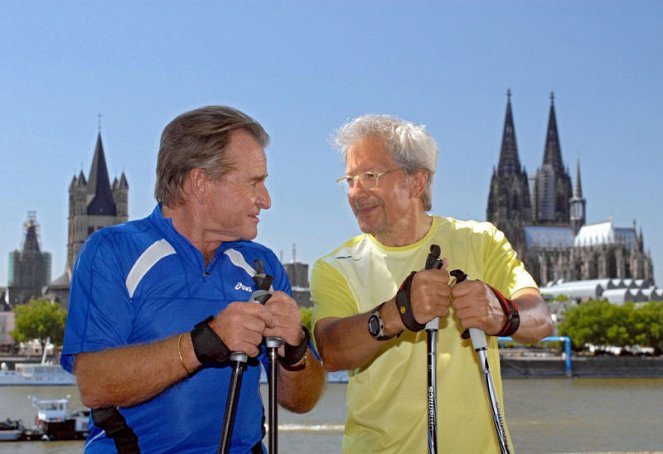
[396,272,426,332]
[489,286,520,337]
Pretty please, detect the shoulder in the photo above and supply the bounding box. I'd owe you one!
[76,216,165,272]
[315,234,369,264]
[433,216,500,236]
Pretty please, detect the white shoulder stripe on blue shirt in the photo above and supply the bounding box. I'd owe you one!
[224,248,257,277]
[125,239,176,298]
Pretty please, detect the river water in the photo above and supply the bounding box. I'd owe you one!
[1,378,662,453]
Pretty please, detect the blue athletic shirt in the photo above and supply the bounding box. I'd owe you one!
[61,205,291,453]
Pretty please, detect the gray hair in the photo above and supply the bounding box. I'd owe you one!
[155,106,269,208]
[334,114,438,211]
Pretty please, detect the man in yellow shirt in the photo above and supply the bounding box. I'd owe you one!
[311,114,553,453]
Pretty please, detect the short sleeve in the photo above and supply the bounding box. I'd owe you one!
[310,258,359,335]
[481,225,538,298]
[61,233,136,372]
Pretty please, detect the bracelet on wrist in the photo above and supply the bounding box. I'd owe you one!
[177,333,194,375]
[489,286,520,337]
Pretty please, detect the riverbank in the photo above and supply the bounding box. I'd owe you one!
[500,355,663,378]
[3,354,663,381]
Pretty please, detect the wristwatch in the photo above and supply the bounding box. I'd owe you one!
[368,303,395,341]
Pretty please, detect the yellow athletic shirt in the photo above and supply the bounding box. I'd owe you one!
[311,216,537,453]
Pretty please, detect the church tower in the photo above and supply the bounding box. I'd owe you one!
[569,158,586,235]
[6,212,52,305]
[486,90,532,254]
[531,93,573,225]
[48,130,128,306]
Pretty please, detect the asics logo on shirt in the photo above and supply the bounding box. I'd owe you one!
[234,282,253,292]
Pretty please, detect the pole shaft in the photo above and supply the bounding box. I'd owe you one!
[269,346,279,454]
[219,360,246,454]
[427,329,438,454]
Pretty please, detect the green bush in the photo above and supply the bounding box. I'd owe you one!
[558,300,663,354]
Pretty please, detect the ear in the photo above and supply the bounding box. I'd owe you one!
[409,169,428,200]
[184,168,210,203]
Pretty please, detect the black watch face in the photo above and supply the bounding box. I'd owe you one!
[368,314,380,337]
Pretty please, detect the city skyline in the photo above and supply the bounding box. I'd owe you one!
[1,2,662,287]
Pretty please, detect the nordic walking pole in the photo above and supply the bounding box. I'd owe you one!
[219,261,273,454]
[424,244,443,454]
[450,270,510,454]
[252,261,282,454]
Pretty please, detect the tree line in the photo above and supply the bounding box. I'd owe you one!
[558,300,663,355]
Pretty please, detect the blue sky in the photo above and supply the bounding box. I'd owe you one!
[1,1,662,287]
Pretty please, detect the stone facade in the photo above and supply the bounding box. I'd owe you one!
[487,92,654,285]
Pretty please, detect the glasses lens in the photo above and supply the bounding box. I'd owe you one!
[336,177,351,193]
[359,172,379,189]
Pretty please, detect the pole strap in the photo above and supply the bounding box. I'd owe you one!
[279,327,310,370]
[191,315,230,364]
[489,286,520,337]
[396,271,426,332]
[91,407,140,454]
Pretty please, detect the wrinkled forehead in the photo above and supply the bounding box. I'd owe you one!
[345,136,397,173]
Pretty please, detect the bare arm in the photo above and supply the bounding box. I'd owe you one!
[509,288,554,343]
[315,268,452,371]
[263,291,325,413]
[277,347,326,413]
[75,301,271,409]
[75,335,191,409]
[451,282,553,344]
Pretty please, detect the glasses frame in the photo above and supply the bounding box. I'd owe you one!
[336,168,404,193]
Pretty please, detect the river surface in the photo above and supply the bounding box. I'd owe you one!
[1,378,662,453]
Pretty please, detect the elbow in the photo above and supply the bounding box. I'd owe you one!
[77,376,109,409]
[317,349,346,372]
[322,361,343,373]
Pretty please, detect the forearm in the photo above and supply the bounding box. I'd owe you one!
[314,311,392,372]
[277,349,326,413]
[510,289,554,344]
[75,333,196,408]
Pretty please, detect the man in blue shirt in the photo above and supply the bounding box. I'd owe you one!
[62,106,325,453]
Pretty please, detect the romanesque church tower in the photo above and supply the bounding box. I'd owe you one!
[48,131,128,305]
[487,90,532,257]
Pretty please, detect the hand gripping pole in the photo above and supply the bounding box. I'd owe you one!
[219,261,274,454]
[451,270,510,454]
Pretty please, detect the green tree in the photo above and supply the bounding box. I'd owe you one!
[632,301,663,354]
[559,299,663,354]
[558,300,611,348]
[10,299,67,349]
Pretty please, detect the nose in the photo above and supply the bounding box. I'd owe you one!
[347,180,367,200]
[257,183,271,210]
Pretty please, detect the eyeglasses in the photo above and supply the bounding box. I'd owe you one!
[335,168,403,193]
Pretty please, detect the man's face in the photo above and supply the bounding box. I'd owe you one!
[345,137,415,240]
[202,129,271,242]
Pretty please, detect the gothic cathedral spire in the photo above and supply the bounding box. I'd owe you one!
[532,92,573,224]
[487,90,532,255]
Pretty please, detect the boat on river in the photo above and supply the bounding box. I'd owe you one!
[0,418,25,441]
[0,337,76,386]
[32,396,89,440]
[0,362,76,386]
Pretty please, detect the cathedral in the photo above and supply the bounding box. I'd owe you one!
[47,132,128,306]
[487,91,654,286]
